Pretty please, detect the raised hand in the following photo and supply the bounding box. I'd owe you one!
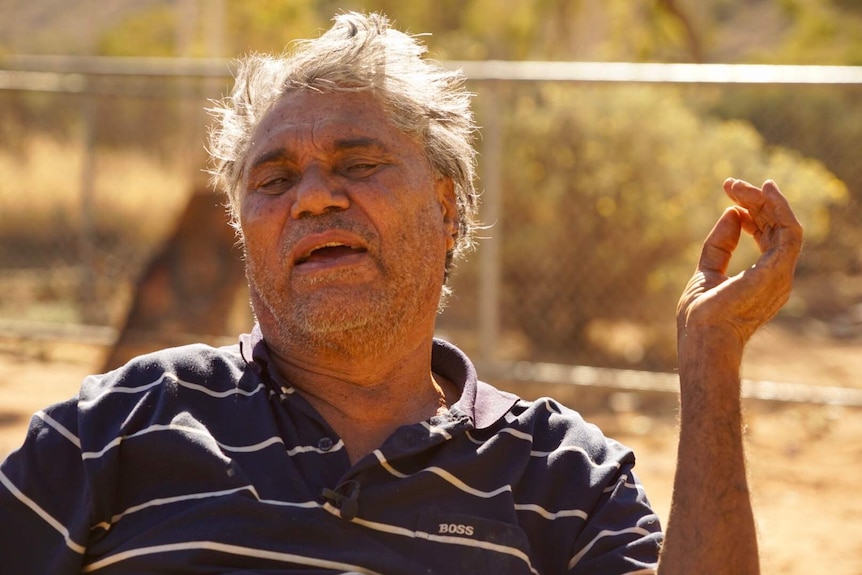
[660,178,803,575]
[677,178,804,351]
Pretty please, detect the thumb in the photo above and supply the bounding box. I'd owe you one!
[698,206,746,276]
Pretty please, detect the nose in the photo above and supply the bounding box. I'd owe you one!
[290,165,350,219]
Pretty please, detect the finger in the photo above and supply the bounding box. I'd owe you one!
[761,179,791,217]
[738,180,802,308]
[698,206,744,276]
[725,178,798,229]
[723,177,762,206]
[761,180,804,252]
[737,207,757,237]
[723,178,770,230]
[724,178,803,255]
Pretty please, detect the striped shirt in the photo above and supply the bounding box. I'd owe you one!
[0,327,661,574]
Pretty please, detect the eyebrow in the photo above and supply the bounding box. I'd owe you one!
[247,137,389,172]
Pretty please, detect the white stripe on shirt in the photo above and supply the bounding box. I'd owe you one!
[568,526,654,570]
[373,449,513,499]
[35,410,81,448]
[81,422,285,460]
[466,426,622,470]
[345,514,541,575]
[0,469,87,554]
[80,540,385,574]
[96,485,323,530]
[79,372,266,406]
[514,503,589,521]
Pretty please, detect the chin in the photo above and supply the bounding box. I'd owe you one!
[250,268,440,352]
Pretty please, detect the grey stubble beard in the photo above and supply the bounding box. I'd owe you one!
[246,251,441,361]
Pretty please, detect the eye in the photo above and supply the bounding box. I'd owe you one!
[341,161,382,178]
[253,174,297,195]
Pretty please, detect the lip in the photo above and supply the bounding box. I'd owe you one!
[290,230,371,271]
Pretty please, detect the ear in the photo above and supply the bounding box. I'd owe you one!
[434,176,459,251]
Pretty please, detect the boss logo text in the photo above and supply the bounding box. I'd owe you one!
[438,523,475,536]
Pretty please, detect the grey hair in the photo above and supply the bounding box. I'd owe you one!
[207,11,480,269]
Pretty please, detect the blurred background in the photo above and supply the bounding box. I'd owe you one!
[0,1,860,572]
[1,0,860,373]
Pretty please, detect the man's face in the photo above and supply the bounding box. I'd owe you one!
[239,90,457,353]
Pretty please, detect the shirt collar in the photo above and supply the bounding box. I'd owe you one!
[238,325,519,430]
[431,338,519,429]
[239,323,268,367]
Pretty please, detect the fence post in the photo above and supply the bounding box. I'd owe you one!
[77,76,100,324]
[478,82,502,364]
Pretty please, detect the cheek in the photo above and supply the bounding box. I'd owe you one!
[400,198,452,258]
[239,196,288,245]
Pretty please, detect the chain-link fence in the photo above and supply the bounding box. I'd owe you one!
[1,57,860,379]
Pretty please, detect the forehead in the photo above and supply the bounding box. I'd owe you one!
[246,90,410,160]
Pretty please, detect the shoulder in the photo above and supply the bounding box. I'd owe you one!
[73,342,256,434]
[80,342,248,401]
[114,341,245,380]
[69,342,263,452]
[487,393,637,473]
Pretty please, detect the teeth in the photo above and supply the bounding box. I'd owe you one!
[309,242,348,255]
[297,242,353,264]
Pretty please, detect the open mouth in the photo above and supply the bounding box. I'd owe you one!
[295,242,368,266]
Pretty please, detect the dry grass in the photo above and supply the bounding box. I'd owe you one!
[0,135,199,325]
[0,135,192,244]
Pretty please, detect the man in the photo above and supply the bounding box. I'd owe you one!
[0,12,802,574]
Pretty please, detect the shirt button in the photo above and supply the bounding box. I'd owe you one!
[318,437,334,452]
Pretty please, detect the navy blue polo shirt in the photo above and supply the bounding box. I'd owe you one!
[0,327,661,574]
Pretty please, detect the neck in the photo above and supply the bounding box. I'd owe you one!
[263,327,455,464]
[271,333,434,394]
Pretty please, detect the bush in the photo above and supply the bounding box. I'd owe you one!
[490,83,845,367]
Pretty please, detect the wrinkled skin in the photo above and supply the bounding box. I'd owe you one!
[660,178,803,575]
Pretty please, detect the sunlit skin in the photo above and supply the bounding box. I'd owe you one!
[238,90,460,463]
[658,178,803,575]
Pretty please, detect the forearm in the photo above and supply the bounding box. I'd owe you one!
[658,328,759,575]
